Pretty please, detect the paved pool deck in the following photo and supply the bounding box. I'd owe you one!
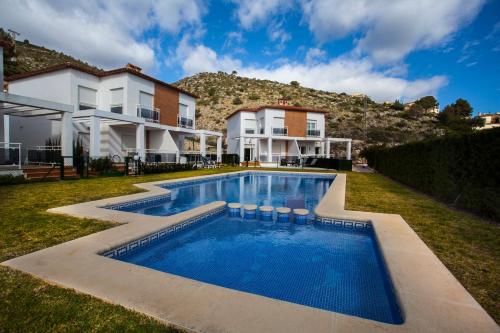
[2,170,499,333]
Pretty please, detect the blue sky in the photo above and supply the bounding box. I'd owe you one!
[1,0,499,114]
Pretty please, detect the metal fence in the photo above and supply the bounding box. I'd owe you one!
[0,142,22,169]
[26,145,62,165]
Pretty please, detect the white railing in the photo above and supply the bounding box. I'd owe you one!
[244,128,256,134]
[145,149,178,163]
[137,104,160,123]
[306,129,321,137]
[272,126,288,136]
[177,115,194,128]
[0,142,22,169]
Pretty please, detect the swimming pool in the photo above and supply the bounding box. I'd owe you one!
[111,172,334,216]
[115,212,403,324]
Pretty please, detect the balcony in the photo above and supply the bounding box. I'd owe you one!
[137,105,160,123]
[178,115,194,128]
[307,129,321,137]
[272,127,288,136]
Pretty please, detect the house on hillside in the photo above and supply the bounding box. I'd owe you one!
[478,112,500,130]
[226,100,351,166]
[2,62,222,165]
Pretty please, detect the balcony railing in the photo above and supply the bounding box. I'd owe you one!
[307,129,321,137]
[272,127,288,136]
[137,105,160,123]
[178,115,194,128]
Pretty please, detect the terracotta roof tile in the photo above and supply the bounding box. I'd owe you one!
[5,62,198,98]
[226,105,327,119]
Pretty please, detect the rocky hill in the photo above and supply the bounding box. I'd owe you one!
[2,34,443,158]
[175,72,443,157]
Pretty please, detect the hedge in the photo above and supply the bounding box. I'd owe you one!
[142,163,195,174]
[221,154,239,165]
[362,128,500,221]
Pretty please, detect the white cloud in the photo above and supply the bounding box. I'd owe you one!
[232,0,291,29]
[0,0,204,71]
[177,41,447,102]
[267,21,291,51]
[301,0,485,63]
[305,48,326,64]
[175,37,242,75]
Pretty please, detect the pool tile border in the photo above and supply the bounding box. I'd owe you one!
[102,205,226,259]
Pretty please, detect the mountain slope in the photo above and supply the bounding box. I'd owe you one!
[174,72,443,156]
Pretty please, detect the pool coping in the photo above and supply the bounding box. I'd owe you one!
[2,170,498,333]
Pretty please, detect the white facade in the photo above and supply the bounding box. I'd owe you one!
[227,107,351,164]
[6,66,222,163]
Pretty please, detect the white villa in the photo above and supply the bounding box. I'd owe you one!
[226,102,351,166]
[1,61,222,165]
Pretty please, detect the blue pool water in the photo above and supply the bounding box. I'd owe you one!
[117,214,403,324]
[121,173,334,216]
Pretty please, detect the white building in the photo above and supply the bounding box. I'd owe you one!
[2,62,222,164]
[226,104,351,165]
[478,112,500,130]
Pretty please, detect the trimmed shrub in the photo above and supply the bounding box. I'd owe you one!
[0,174,26,185]
[142,163,194,174]
[89,157,113,174]
[362,128,500,220]
[221,154,239,165]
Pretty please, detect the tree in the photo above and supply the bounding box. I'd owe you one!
[231,70,238,75]
[392,99,405,110]
[232,97,243,105]
[437,98,482,133]
[407,104,424,120]
[415,96,438,109]
[290,80,300,87]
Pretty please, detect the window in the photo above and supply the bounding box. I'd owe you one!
[139,91,153,109]
[272,117,286,135]
[307,120,320,136]
[272,117,285,128]
[110,88,123,114]
[244,119,256,134]
[137,91,158,122]
[307,120,316,130]
[179,103,189,117]
[78,86,97,110]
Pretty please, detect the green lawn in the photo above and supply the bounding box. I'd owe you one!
[0,167,498,332]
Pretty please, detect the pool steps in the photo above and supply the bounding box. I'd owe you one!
[227,203,310,223]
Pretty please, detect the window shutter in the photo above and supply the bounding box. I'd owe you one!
[179,103,188,117]
[110,88,123,105]
[139,92,153,108]
[78,86,96,106]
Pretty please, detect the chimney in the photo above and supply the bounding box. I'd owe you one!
[125,63,142,72]
[277,98,289,106]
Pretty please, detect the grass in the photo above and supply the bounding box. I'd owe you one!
[344,172,499,323]
[0,167,498,332]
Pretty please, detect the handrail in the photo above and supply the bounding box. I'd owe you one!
[0,142,22,169]
[271,126,288,136]
[136,104,160,123]
[306,129,321,137]
[177,115,194,128]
